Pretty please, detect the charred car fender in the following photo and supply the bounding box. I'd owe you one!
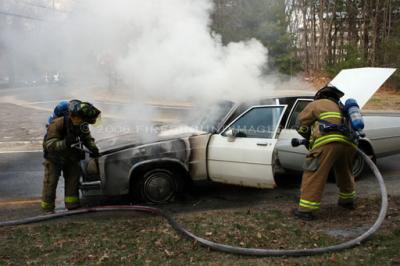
[128,158,189,185]
[100,139,189,195]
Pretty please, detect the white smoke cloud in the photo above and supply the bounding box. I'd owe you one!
[1,0,293,101]
[39,0,269,103]
[109,0,270,101]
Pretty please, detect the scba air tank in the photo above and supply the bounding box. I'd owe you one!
[344,98,364,131]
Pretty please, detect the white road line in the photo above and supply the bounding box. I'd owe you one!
[28,100,64,104]
[0,141,42,144]
[27,100,192,108]
[28,100,129,105]
[0,150,42,154]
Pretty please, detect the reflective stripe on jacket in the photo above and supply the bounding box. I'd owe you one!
[297,99,355,150]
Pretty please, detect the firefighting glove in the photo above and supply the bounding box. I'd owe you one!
[89,147,100,158]
[65,134,79,148]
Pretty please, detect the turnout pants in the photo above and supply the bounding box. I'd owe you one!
[298,142,356,212]
[41,159,81,211]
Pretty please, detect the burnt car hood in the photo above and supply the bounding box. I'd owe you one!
[96,125,207,154]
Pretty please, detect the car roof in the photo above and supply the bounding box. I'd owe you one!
[226,90,314,106]
[260,89,315,98]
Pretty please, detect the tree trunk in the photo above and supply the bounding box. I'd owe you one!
[301,0,310,73]
[371,0,380,66]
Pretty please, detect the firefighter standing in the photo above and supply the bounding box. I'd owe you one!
[293,86,357,221]
[41,100,101,212]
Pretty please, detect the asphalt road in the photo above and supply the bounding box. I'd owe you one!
[1,151,399,204]
[0,151,62,200]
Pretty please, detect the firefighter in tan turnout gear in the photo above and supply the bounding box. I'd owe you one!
[293,86,357,221]
[41,100,101,212]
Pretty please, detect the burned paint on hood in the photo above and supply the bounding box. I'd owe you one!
[96,125,208,154]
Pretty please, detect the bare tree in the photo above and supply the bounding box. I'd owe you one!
[287,0,399,76]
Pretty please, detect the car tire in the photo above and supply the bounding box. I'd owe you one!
[328,148,371,182]
[352,151,366,179]
[135,168,181,204]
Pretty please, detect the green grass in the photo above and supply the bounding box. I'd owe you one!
[0,205,399,265]
[367,97,382,104]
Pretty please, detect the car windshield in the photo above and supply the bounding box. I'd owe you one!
[186,100,235,133]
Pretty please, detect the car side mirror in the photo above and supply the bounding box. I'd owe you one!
[225,129,236,142]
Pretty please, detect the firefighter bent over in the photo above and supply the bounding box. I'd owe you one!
[41,100,101,212]
[293,86,357,221]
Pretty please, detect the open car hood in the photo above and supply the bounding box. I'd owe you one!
[329,67,397,108]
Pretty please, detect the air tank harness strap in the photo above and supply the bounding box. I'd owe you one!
[317,111,349,137]
[318,112,344,132]
[309,112,351,150]
[318,120,349,135]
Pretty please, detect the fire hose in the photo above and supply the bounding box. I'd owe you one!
[0,147,388,257]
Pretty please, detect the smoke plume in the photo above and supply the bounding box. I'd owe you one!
[1,0,311,143]
[1,0,278,100]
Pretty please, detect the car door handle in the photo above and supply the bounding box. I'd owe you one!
[256,142,269,146]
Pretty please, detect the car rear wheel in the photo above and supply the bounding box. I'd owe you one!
[136,168,180,204]
[352,146,376,179]
[352,152,365,178]
[329,147,372,182]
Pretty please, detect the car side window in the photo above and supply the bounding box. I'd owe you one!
[223,106,285,139]
[286,100,312,129]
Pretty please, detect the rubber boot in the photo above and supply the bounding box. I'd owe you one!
[338,201,356,210]
[292,209,315,221]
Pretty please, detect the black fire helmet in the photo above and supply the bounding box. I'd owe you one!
[314,85,345,101]
[69,99,101,124]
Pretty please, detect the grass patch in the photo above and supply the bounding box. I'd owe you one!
[367,97,382,104]
[1,201,399,265]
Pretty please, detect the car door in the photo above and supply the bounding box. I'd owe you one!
[207,105,287,188]
[276,98,312,171]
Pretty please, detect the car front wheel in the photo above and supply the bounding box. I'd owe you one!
[135,168,180,204]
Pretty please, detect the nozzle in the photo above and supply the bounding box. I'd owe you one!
[291,138,307,147]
